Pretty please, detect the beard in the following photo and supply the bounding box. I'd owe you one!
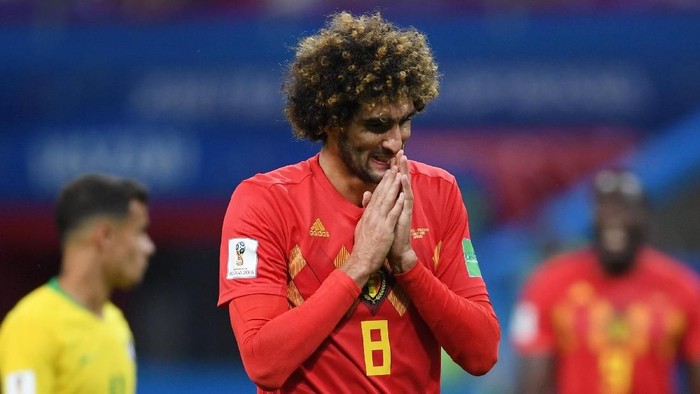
[337,131,391,184]
[594,226,645,276]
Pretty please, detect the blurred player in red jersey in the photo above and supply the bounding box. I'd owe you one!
[217,11,500,393]
[511,168,700,394]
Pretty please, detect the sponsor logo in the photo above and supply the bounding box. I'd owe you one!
[309,218,330,237]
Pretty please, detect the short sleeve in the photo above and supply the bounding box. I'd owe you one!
[218,181,289,306]
[0,311,57,394]
[510,266,557,355]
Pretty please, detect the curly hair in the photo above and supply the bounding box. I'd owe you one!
[283,11,440,142]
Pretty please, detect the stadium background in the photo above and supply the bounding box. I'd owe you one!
[1,1,700,392]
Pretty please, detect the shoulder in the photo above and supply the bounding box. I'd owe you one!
[408,160,461,202]
[224,157,315,226]
[240,157,315,193]
[640,247,700,291]
[409,160,456,185]
[516,248,595,306]
[0,286,61,333]
[104,303,133,334]
[526,248,595,287]
[228,158,315,210]
[641,247,693,270]
[104,302,128,322]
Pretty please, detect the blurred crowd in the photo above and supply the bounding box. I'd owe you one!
[1,0,699,24]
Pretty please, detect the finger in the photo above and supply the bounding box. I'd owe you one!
[378,167,402,213]
[398,152,409,177]
[400,173,414,208]
[362,191,372,208]
[387,191,405,224]
[390,149,403,168]
[368,165,399,210]
[398,151,413,191]
[399,153,411,190]
[364,169,393,210]
[397,176,413,223]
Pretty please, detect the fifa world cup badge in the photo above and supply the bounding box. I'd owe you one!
[235,241,246,266]
[227,238,258,279]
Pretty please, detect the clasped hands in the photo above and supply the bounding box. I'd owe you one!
[346,150,417,288]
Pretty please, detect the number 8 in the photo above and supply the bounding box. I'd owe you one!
[361,320,391,376]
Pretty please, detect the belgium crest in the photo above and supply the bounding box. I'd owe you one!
[360,266,394,315]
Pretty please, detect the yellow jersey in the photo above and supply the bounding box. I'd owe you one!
[0,278,136,394]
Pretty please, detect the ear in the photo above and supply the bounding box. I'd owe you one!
[90,219,114,250]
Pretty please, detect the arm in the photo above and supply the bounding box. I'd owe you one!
[228,270,359,390]
[395,263,499,375]
[387,152,499,375]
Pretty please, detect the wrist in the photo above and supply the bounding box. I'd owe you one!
[339,255,374,288]
[389,250,417,274]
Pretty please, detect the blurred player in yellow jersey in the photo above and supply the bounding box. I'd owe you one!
[0,174,155,394]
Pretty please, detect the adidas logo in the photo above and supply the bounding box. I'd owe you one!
[309,218,330,237]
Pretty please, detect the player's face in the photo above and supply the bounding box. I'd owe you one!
[338,100,415,183]
[105,200,155,289]
[594,197,646,275]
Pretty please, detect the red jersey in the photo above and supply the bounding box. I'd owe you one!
[511,247,700,394]
[218,154,499,393]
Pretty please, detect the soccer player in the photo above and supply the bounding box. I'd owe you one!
[0,174,155,394]
[511,168,700,394]
[218,11,500,393]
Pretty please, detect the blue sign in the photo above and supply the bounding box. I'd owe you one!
[2,14,700,200]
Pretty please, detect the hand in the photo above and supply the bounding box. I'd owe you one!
[341,165,405,287]
[388,150,417,273]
